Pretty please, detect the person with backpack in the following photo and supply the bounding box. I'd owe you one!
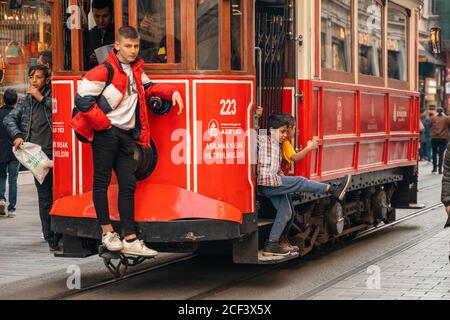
[72,26,184,257]
[3,65,61,252]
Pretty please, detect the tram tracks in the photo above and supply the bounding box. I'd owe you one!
[51,254,198,300]
[185,202,445,300]
[55,202,444,300]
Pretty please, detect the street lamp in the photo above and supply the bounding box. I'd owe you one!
[430,27,442,55]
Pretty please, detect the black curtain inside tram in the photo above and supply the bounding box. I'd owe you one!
[255,0,289,129]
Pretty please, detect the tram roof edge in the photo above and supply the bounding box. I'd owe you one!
[389,0,424,11]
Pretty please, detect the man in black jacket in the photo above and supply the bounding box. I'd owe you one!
[87,0,115,69]
[3,65,60,252]
[0,89,19,217]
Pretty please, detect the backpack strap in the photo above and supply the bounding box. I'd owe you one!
[100,61,114,96]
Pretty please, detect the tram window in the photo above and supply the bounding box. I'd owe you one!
[358,0,382,77]
[62,0,75,71]
[138,0,181,64]
[321,0,352,73]
[387,8,407,81]
[85,0,115,70]
[231,0,242,70]
[197,0,219,70]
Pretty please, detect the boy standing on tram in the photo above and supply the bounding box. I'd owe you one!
[257,114,352,256]
[73,26,184,257]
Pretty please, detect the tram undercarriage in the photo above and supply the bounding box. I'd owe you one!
[52,164,418,278]
[232,165,418,264]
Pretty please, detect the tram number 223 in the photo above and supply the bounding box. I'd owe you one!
[220,99,237,116]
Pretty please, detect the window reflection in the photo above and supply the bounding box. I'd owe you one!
[387,8,407,81]
[0,0,51,97]
[85,0,115,69]
[358,0,382,77]
[197,0,219,70]
[231,0,242,70]
[138,0,181,64]
[321,0,352,72]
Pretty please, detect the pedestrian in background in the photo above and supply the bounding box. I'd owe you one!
[3,64,61,252]
[442,141,450,228]
[0,89,19,217]
[419,113,431,162]
[428,107,450,175]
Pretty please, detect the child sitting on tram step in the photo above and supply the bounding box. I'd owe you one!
[257,114,352,257]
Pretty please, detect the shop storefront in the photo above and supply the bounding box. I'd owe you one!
[0,0,51,100]
[419,43,446,112]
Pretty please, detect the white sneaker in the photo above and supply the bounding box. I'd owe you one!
[7,210,16,218]
[0,200,6,216]
[102,232,123,252]
[121,239,158,257]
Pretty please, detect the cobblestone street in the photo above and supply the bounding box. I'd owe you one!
[309,227,450,300]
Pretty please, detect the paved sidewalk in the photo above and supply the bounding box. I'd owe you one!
[0,184,98,285]
[310,227,450,300]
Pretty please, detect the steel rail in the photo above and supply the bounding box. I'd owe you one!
[53,254,198,300]
[54,202,444,300]
[186,202,445,300]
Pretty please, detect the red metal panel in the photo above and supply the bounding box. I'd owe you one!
[147,82,189,189]
[389,140,410,162]
[390,96,411,132]
[193,80,254,214]
[51,183,243,223]
[322,90,356,136]
[312,89,319,137]
[359,142,385,167]
[321,144,355,174]
[51,75,255,222]
[360,93,386,133]
[281,87,294,115]
[52,80,76,200]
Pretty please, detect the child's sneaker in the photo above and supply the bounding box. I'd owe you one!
[121,239,158,257]
[7,210,16,218]
[279,235,299,252]
[102,232,123,252]
[0,200,6,216]
[329,174,352,201]
[263,240,291,257]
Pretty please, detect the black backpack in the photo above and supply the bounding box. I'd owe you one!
[72,62,114,143]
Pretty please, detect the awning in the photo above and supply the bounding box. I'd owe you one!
[419,43,446,66]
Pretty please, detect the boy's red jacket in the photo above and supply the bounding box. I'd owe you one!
[71,49,176,147]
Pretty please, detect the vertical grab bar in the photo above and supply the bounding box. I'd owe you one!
[255,46,263,108]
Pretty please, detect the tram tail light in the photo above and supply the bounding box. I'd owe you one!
[148,97,172,115]
[133,139,158,181]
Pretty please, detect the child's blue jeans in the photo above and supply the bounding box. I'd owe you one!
[258,176,328,242]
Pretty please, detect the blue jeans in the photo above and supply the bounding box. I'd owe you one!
[0,160,20,211]
[259,176,329,242]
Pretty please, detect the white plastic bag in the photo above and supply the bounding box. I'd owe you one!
[13,142,50,184]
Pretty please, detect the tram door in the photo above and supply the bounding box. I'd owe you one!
[255,0,295,129]
[255,0,296,225]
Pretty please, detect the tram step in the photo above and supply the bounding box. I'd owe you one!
[257,250,299,264]
[258,219,274,227]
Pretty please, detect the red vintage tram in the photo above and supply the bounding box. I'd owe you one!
[49,0,422,268]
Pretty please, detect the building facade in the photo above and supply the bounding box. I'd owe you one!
[0,0,51,101]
